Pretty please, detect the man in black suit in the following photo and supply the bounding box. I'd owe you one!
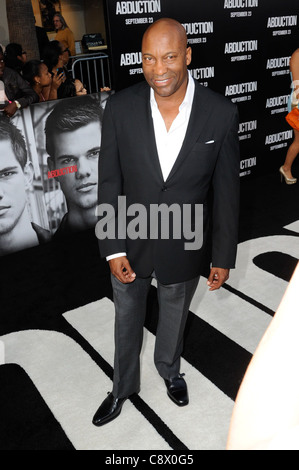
[93,18,240,426]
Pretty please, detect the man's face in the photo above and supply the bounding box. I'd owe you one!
[142,25,192,98]
[0,52,5,79]
[48,122,101,211]
[0,140,28,236]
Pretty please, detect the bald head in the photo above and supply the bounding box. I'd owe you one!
[142,18,192,99]
[142,18,188,49]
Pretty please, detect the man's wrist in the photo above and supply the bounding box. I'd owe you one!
[14,100,21,109]
[106,253,127,262]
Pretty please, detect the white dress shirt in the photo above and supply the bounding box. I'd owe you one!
[150,71,195,181]
[107,72,195,261]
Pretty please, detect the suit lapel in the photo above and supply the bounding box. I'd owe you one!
[165,81,211,183]
[132,80,212,184]
[133,84,164,183]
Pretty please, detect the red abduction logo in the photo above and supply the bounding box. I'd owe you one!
[48,165,78,179]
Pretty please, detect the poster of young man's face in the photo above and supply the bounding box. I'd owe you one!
[30,93,106,239]
[0,93,107,256]
[0,110,49,257]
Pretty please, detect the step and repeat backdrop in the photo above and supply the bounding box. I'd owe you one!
[105,0,299,178]
[1,0,298,257]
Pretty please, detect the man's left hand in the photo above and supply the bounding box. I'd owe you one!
[207,267,230,291]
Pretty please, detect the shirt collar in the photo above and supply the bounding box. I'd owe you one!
[150,70,195,110]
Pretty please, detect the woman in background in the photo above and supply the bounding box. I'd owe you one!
[42,40,74,99]
[53,13,76,57]
[280,49,299,185]
[22,60,63,102]
[74,79,87,96]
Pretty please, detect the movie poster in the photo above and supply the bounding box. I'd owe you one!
[0,109,49,257]
[0,92,108,257]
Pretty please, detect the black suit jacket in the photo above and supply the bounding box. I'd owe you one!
[98,79,240,284]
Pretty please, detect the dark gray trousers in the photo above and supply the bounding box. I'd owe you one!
[111,272,200,398]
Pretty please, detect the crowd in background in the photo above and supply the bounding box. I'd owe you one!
[0,13,100,118]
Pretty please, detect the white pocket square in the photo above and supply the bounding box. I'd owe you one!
[205,140,215,144]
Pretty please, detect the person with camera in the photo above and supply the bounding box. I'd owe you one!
[22,60,63,102]
[42,40,74,99]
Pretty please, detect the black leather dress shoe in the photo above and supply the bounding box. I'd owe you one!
[92,392,127,426]
[164,374,189,407]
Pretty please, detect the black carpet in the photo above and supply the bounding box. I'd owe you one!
[0,163,298,450]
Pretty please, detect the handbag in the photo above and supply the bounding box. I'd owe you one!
[286,107,299,131]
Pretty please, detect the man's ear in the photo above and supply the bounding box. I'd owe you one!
[23,161,34,190]
[186,47,192,67]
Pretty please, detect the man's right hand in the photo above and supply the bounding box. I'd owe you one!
[109,256,136,284]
